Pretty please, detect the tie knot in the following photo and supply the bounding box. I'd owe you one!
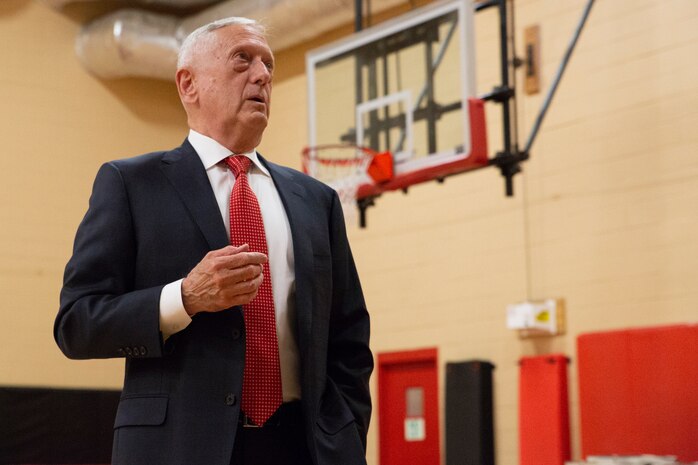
[225,155,252,178]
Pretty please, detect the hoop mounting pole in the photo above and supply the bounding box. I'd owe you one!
[524,0,596,154]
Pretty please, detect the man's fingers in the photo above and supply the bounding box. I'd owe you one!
[230,263,264,282]
[223,270,264,295]
[182,247,267,315]
[215,272,263,307]
[235,273,264,295]
[204,245,267,271]
[208,243,250,258]
[214,251,267,270]
[229,288,261,308]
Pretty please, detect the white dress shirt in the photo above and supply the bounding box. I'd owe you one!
[158,129,300,401]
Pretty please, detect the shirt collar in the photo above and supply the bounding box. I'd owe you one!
[187,129,270,177]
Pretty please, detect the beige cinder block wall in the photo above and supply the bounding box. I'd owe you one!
[341,1,696,464]
[0,0,188,387]
[271,1,698,464]
[1,1,697,465]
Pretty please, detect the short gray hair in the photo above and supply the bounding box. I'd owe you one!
[177,17,266,70]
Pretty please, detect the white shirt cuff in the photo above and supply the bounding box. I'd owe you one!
[159,279,192,340]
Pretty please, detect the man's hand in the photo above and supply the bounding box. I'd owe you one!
[182,244,267,316]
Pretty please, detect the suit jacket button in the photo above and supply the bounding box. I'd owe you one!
[225,393,237,406]
[125,347,133,356]
[231,329,241,340]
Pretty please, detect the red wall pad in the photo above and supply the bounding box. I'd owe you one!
[577,324,698,462]
[519,355,571,465]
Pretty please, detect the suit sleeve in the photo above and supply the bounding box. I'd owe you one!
[55,162,164,360]
[326,192,374,448]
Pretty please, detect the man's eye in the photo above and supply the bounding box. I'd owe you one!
[265,62,274,71]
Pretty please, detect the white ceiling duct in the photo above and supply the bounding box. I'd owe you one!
[71,0,406,80]
[77,9,182,80]
[42,0,223,10]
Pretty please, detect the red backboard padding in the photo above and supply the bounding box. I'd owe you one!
[578,324,698,462]
[519,354,571,465]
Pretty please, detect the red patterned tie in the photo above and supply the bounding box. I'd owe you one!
[225,155,282,426]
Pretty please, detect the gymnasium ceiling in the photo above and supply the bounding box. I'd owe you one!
[41,0,411,80]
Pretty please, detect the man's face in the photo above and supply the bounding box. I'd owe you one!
[194,25,274,146]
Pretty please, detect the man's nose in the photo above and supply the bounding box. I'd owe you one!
[250,59,272,85]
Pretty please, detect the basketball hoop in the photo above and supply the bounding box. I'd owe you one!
[302,144,393,224]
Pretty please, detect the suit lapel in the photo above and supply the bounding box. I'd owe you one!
[160,140,229,251]
[261,156,314,359]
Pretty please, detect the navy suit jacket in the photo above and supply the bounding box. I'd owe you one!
[55,140,373,465]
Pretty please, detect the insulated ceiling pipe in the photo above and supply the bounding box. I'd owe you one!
[71,0,405,80]
[76,9,182,80]
[42,0,223,10]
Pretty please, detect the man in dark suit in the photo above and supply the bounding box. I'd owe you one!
[55,16,373,465]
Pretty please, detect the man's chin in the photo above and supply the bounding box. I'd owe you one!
[248,113,269,129]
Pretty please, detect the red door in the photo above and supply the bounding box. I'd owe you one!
[378,348,440,465]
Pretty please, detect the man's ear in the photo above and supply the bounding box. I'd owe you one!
[176,68,197,104]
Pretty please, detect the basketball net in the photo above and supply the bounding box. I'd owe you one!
[301,145,375,225]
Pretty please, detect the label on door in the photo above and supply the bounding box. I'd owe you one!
[404,417,426,441]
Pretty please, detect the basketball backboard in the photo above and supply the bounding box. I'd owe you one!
[305,0,488,200]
